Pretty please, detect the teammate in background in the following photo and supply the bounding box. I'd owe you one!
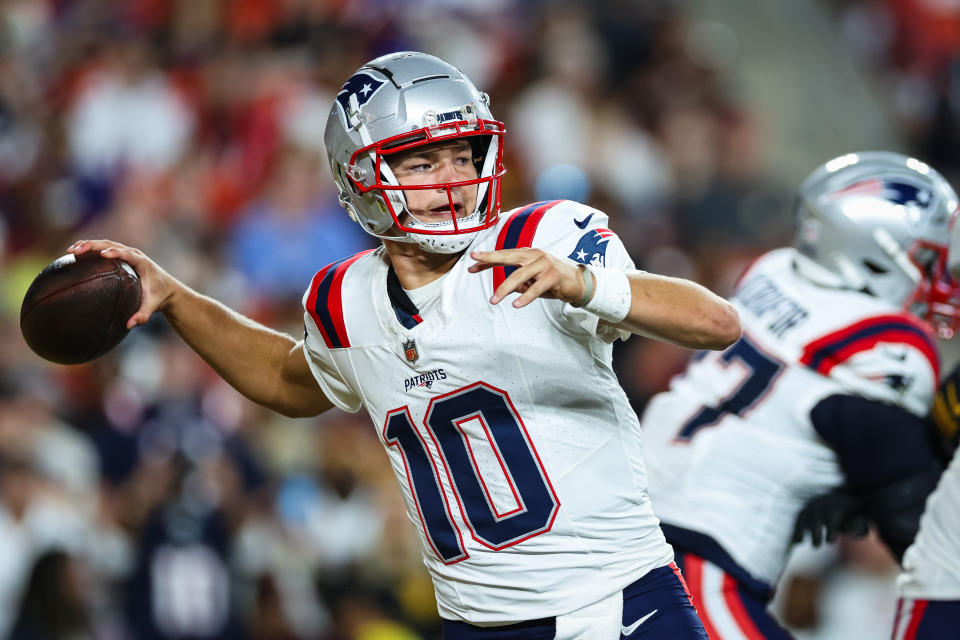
[639,152,960,639]
[890,357,960,638]
[67,52,740,638]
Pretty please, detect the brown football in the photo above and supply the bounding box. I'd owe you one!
[19,253,142,364]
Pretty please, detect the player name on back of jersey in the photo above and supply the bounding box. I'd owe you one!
[733,274,809,338]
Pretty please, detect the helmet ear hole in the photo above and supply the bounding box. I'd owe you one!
[863,260,888,275]
[334,163,362,196]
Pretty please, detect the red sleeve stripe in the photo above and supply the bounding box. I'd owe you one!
[305,249,375,349]
[799,314,939,380]
[492,200,563,290]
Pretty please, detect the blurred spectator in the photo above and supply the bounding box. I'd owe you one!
[8,550,95,640]
[67,36,194,215]
[228,147,374,305]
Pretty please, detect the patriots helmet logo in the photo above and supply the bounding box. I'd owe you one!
[568,228,615,267]
[336,72,385,117]
[822,179,934,233]
[823,179,932,208]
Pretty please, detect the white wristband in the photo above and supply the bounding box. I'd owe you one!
[582,266,631,323]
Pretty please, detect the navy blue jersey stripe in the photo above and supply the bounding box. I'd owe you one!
[500,202,543,251]
[498,201,551,281]
[312,259,350,348]
[806,321,933,371]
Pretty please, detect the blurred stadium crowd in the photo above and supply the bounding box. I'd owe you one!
[0,1,957,639]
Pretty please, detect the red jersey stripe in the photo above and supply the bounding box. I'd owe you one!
[799,314,939,380]
[682,555,722,640]
[904,600,929,640]
[306,249,375,349]
[306,263,336,348]
[327,250,372,348]
[722,573,766,640]
[492,200,563,290]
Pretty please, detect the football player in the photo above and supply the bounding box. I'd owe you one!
[639,151,960,638]
[891,356,960,638]
[67,52,740,638]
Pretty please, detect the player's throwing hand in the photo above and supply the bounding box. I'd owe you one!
[67,240,179,329]
[468,248,588,308]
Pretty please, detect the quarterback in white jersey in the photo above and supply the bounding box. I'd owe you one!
[66,52,740,638]
[641,152,960,639]
[304,199,673,623]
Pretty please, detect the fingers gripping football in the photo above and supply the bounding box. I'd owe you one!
[468,249,587,308]
[67,240,177,328]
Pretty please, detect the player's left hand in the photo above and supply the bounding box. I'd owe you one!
[791,489,870,547]
[468,249,586,308]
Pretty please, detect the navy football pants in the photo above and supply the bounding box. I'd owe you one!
[892,598,960,639]
[441,563,708,639]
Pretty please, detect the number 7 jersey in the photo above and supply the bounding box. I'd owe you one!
[300,200,673,624]
[641,248,938,590]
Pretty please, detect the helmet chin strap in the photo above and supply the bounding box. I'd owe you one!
[794,252,852,289]
[405,210,483,254]
[874,228,922,284]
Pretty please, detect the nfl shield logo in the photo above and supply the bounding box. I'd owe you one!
[403,339,419,364]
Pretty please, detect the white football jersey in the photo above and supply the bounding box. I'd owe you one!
[898,447,960,599]
[642,248,938,590]
[301,200,673,624]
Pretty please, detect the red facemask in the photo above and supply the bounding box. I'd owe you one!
[347,118,506,236]
[906,241,960,339]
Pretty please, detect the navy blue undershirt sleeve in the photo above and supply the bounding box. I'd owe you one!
[810,394,943,560]
[809,394,935,491]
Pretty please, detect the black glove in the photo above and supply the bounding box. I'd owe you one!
[791,489,870,547]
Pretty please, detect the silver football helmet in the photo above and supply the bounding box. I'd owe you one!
[794,151,960,337]
[324,51,505,253]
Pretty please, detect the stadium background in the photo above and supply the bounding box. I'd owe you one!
[0,0,957,638]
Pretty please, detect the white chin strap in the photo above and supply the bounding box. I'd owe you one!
[794,252,855,289]
[406,210,483,254]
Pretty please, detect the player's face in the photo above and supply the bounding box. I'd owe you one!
[386,140,479,225]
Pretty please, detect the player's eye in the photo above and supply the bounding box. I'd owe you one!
[403,161,432,172]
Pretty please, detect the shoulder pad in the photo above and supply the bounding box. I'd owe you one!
[303,249,376,349]
[492,200,620,289]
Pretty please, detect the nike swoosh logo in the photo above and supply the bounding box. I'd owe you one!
[574,213,595,229]
[621,609,658,636]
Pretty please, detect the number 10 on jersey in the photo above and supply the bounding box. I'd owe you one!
[383,382,560,563]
